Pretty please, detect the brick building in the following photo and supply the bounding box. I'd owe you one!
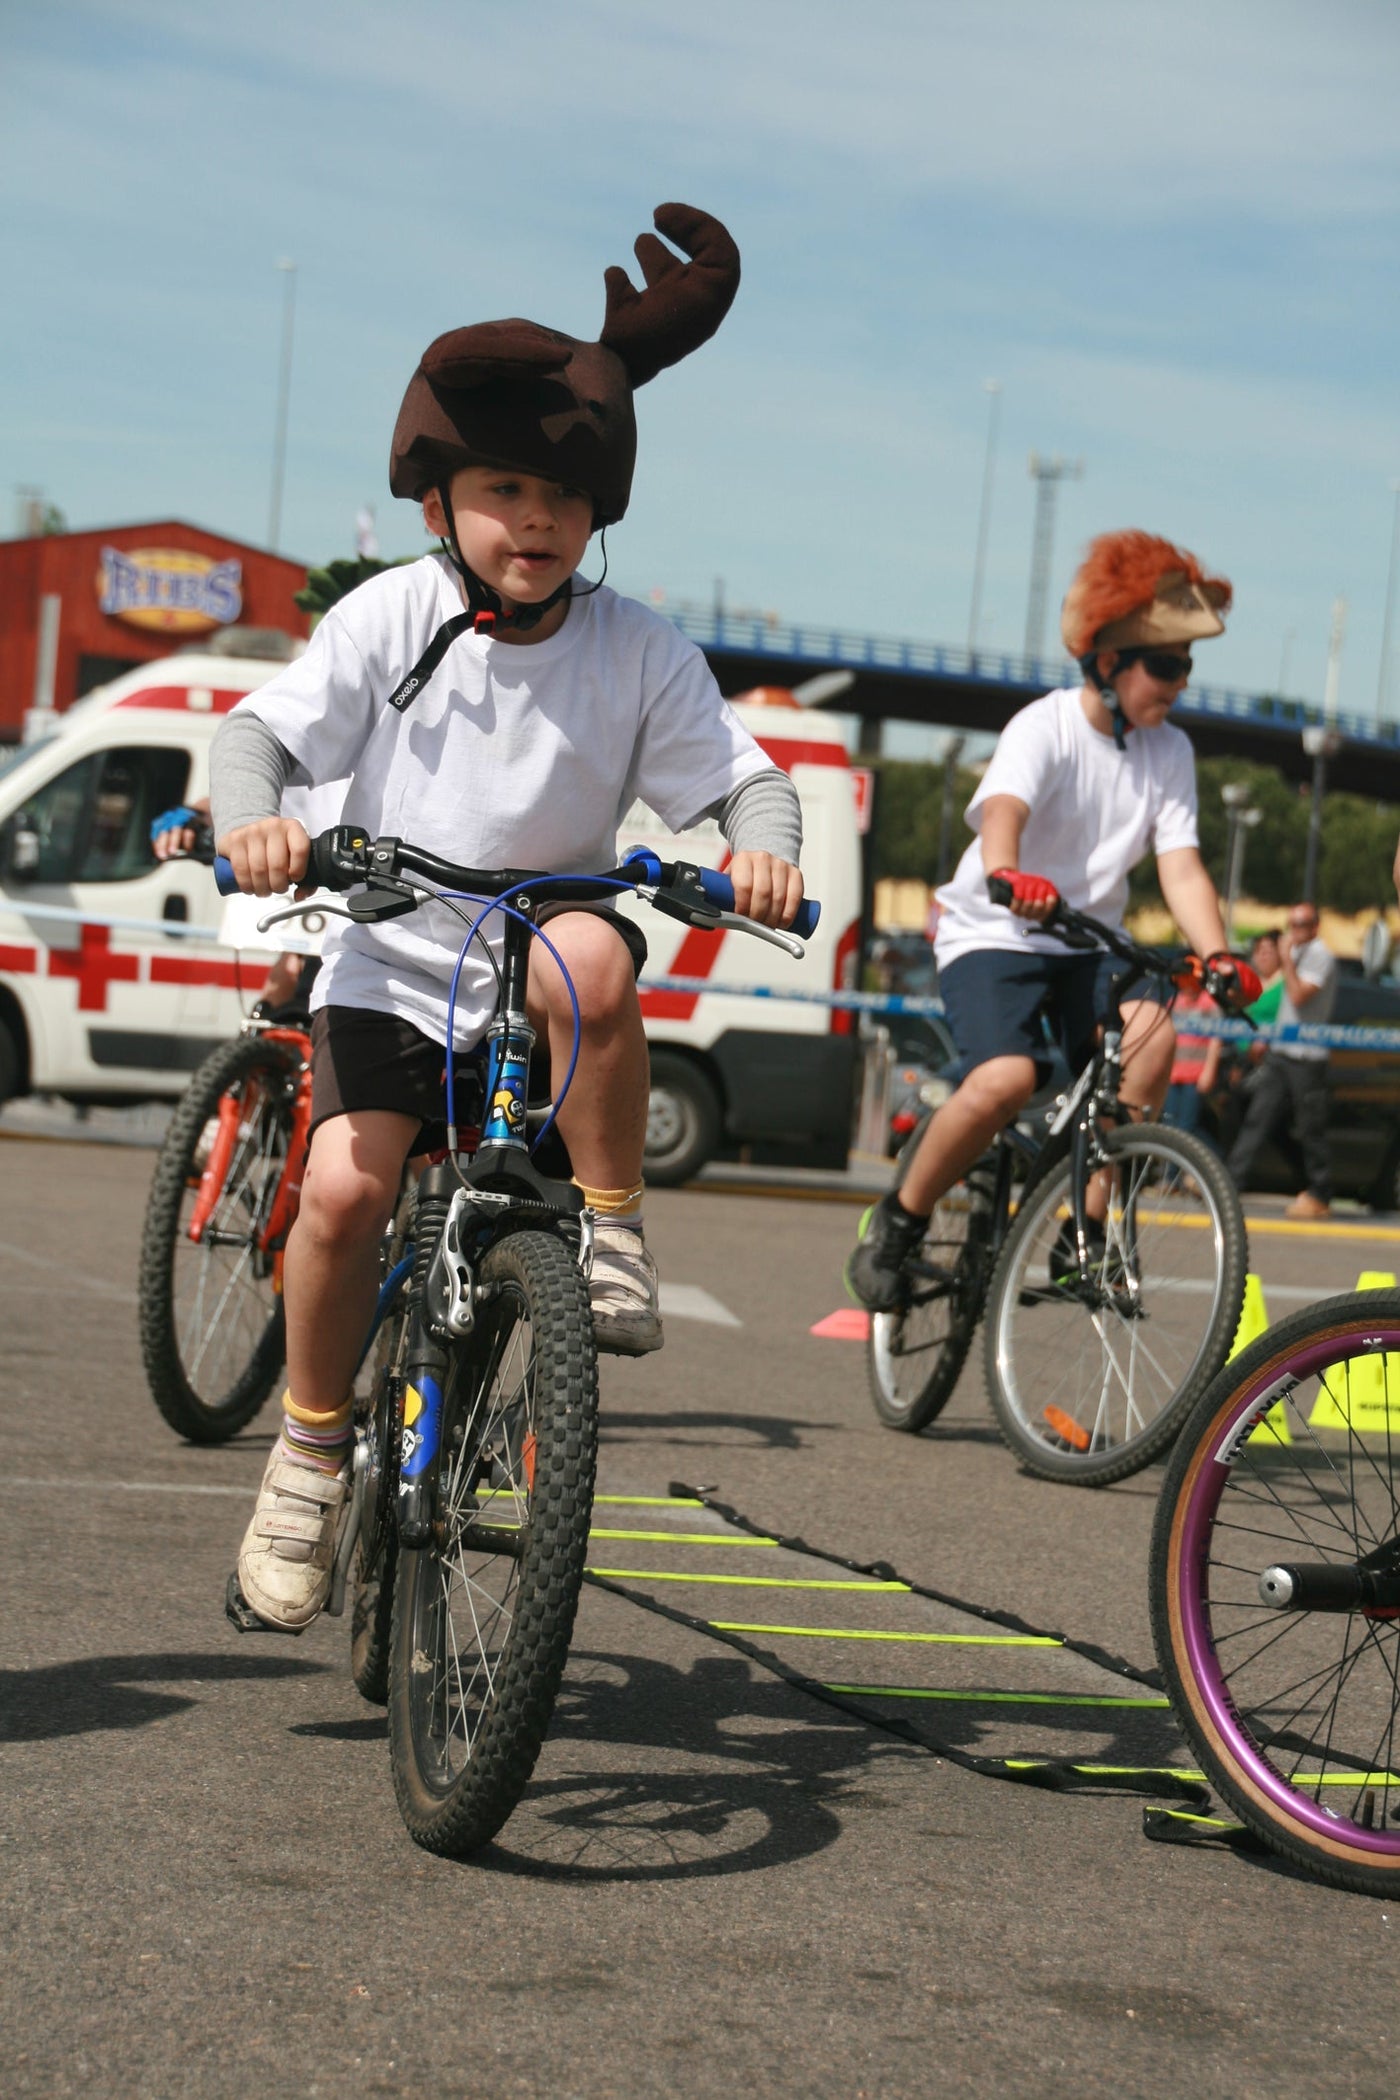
[0,521,312,738]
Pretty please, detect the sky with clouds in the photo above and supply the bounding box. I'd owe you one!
[3,0,1399,726]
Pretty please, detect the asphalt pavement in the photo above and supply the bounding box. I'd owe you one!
[3,1132,1400,2099]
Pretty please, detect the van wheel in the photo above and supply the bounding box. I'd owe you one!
[0,1019,19,1104]
[644,1054,721,1186]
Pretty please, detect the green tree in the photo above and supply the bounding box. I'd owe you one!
[870,756,980,882]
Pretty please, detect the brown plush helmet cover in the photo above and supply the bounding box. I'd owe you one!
[390,203,740,527]
[1061,530,1233,658]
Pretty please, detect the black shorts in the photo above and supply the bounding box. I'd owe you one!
[307,903,647,1153]
[938,946,1171,1084]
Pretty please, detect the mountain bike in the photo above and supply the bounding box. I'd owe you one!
[1151,1288,1400,1895]
[219,824,818,1858]
[867,899,1249,1485]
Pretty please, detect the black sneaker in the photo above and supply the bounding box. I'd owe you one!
[1047,1217,1107,1292]
[846,1193,929,1311]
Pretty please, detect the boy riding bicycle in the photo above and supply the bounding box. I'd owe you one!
[212,204,805,1631]
[847,529,1258,1312]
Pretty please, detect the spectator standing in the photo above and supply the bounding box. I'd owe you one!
[1226,902,1337,1218]
[1163,982,1221,1138]
[1245,930,1284,1023]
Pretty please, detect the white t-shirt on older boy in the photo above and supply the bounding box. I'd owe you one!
[933,686,1199,969]
[227,554,773,1046]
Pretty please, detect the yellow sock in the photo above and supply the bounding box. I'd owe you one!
[577,1181,644,1224]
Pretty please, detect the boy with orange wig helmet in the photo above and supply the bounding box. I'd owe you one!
[848,529,1256,1313]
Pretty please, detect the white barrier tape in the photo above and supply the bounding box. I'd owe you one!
[8,909,1399,1054]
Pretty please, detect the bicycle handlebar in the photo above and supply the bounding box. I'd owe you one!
[215,827,821,940]
[984,874,1249,1016]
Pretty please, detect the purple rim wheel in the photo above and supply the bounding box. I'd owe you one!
[1175,1319,1400,1858]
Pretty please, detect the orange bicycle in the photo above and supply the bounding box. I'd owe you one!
[138,1017,312,1442]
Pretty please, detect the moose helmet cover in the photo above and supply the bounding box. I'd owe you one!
[390,202,741,530]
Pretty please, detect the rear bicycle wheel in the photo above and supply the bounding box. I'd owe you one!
[388,1227,599,1857]
[137,1035,299,1443]
[983,1122,1246,1485]
[350,1210,413,1705]
[1151,1295,1400,1895]
[867,1168,991,1433]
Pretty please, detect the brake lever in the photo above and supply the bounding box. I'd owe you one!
[709,911,806,959]
[638,885,806,959]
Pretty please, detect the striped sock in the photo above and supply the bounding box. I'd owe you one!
[577,1180,645,1234]
[279,1391,353,1477]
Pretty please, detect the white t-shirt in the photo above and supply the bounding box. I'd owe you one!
[229,554,772,1045]
[1274,936,1337,1063]
[934,687,1199,968]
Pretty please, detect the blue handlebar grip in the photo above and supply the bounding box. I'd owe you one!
[214,855,241,896]
[695,865,820,937]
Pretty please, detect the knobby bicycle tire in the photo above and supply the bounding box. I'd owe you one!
[866,1128,1071,1435]
[137,1035,299,1443]
[1151,1294,1400,1896]
[388,1227,599,1857]
[983,1122,1247,1485]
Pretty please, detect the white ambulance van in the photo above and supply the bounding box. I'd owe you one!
[0,652,861,1178]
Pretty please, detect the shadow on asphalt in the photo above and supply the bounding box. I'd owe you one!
[598,1410,838,1453]
[0,1650,329,1741]
[472,1647,926,1884]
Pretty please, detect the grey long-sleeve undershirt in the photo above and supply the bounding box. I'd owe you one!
[210,708,803,863]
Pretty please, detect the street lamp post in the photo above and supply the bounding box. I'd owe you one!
[267,258,298,552]
[966,379,1001,659]
[1378,479,1400,721]
[1220,782,1262,949]
[1301,725,1343,906]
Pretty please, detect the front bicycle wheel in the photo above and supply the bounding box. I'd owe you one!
[388,1227,599,1857]
[983,1122,1246,1485]
[867,1174,990,1433]
[138,1035,299,1443]
[1151,1295,1400,1896]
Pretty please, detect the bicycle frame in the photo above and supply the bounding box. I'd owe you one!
[185,1023,312,1294]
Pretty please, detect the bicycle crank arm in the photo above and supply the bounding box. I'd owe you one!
[324,1453,368,1619]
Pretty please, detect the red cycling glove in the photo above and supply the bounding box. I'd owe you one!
[1205,952,1262,1010]
[987,869,1060,910]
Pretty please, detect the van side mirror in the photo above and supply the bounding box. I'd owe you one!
[3,818,41,881]
[1363,920,1393,980]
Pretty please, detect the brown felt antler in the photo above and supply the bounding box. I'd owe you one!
[600,203,741,388]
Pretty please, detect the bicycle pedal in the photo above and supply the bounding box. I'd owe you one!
[224,1570,303,1637]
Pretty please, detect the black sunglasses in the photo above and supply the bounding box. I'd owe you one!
[1119,648,1193,684]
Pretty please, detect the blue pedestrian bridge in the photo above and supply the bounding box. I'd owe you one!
[670,608,1400,800]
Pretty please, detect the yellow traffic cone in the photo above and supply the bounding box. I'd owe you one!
[1229,1275,1291,1446]
[1309,1273,1400,1432]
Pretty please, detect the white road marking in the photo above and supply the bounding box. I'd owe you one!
[0,1240,138,1304]
[658,1282,741,1327]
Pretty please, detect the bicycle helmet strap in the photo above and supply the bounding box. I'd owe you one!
[384,507,610,713]
[1080,653,1130,751]
[432,481,572,637]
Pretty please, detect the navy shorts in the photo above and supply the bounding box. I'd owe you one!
[938,947,1171,1085]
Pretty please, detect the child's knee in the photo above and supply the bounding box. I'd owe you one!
[300,1135,399,1240]
[962,1054,1036,1117]
[532,914,634,1020]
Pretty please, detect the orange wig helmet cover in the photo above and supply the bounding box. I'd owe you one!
[1060,530,1232,659]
